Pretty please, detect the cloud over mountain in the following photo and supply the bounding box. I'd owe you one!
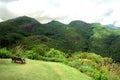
[0,0,120,26]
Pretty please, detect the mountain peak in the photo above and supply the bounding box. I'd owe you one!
[46,20,66,26]
[69,20,89,26]
[8,16,40,25]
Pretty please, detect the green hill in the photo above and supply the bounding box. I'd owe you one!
[0,16,120,62]
[0,59,93,80]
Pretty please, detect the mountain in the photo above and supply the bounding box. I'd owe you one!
[107,24,120,29]
[0,16,120,62]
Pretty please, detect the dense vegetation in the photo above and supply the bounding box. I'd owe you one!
[0,47,120,80]
[0,16,120,62]
[0,16,120,80]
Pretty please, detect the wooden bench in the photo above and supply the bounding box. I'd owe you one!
[11,57,25,64]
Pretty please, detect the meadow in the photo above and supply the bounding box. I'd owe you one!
[0,59,93,80]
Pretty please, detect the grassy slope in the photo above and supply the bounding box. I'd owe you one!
[0,59,93,80]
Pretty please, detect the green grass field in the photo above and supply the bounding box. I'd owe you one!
[0,59,93,80]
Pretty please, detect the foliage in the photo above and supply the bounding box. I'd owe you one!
[46,48,65,58]
[79,65,94,73]
[69,52,108,80]
[32,44,49,56]
[1,16,120,62]
[66,60,82,68]
[10,45,25,57]
[0,46,120,80]
[24,50,39,59]
[37,48,66,62]
[1,16,120,80]
[72,52,103,64]
[24,48,66,62]
[0,48,11,58]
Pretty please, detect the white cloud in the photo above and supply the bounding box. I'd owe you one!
[0,0,19,3]
[96,1,120,26]
[7,0,67,22]
[0,18,3,22]
[0,0,120,26]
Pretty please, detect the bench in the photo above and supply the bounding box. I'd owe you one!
[11,57,26,64]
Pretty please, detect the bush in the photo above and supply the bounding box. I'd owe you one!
[24,50,66,62]
[92,72,108,80]
[46,48,65,59]
[38,56,65,62]
[78,65,108,80]
[66,61,82,69]
[68,52,109,80]
[33,44,49,56]
[10,45,25,57]
[72,52,104,67]
[79,65,94,73]
[0,48,11,58]
[25,50,39,59]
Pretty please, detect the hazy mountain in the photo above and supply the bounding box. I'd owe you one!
[107,24,120,29]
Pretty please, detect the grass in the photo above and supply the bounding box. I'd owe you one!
[0,59,93,80]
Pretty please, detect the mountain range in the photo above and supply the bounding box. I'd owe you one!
[107,24,120,29]
[0,16,120,62]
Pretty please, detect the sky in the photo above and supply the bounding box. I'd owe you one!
[0,0,120,26]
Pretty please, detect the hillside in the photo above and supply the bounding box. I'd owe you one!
[0,16,120,62]
[0,59,93,80]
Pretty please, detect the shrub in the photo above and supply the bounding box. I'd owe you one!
[79,65,94,73]
[38,56,65,62]
[79,65,108,80]
[10,45,25,57]
[66,60,82,69]
[46,48,65,59]
[92,72,108,80]
[0,48,11,58]
[25,50,39,59]
[72,52,104,66]
[69,52,109,80]
[33,44,49,56]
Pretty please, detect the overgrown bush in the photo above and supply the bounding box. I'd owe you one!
[102,58,120,80]
[24,49,66,62]
[68,52,109,80]
[38,56,65,62]
[10,45,25,57]
[0,48,11,58]
[79,65,94,73]
[46,48,65,59]
[33,44,49,56]
[92,71,108,80]
[72,52,103,63]
[24,50,39,59]
[66,60,82,69]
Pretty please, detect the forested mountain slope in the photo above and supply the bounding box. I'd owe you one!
[0,16,120,62]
